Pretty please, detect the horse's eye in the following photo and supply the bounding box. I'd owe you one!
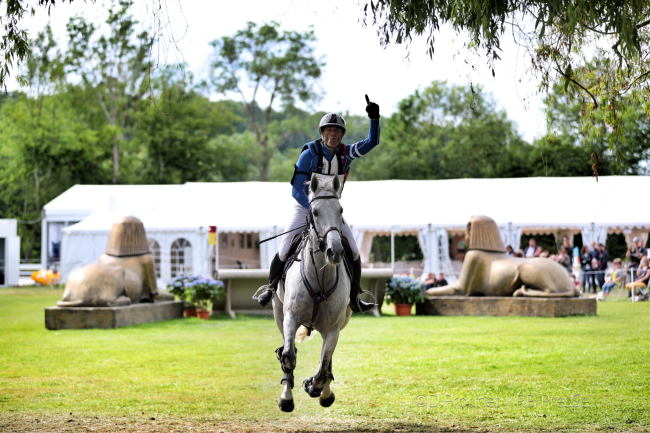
[313,210,319,217]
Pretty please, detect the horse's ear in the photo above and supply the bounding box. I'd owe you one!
[310,173,319,194]
[332,174,340,194]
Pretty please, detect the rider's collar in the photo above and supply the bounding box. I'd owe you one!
[322,141,339,155]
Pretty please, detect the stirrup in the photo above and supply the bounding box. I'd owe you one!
[253,285,275,307]
[350,290,378,313]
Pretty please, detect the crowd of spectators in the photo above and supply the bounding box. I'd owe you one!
[505,236,649,301]
[425,272,448,289]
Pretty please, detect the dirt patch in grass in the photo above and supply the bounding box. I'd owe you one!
[2,414,647,433]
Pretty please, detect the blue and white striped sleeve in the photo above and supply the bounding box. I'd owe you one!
[347,119,380,160]
[291,150,312,209]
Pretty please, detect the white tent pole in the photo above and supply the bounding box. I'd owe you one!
[391,227,395,273]
[41,215,48,270]
[215,226,219,278]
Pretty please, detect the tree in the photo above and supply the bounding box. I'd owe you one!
[352,81,528,180]
[1,0,86,90]
[209,21,324,181]
[0,25,101,260]
[66,0,151,184]
[134,67,246,183]
[362,0,650,171]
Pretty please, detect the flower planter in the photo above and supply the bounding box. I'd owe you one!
[184,307,197,318]
[196,309,211,320]
[394,303,412,316]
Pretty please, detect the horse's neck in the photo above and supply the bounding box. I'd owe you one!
[304,236,338,286]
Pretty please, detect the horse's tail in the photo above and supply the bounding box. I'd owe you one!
[295,325,317,343]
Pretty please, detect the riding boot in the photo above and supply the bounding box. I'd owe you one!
[349,257,376,313]
[257,253,285,307]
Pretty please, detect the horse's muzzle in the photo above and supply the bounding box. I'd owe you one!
[326,239,343,265]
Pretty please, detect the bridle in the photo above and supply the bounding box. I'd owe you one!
[299,193,343,336]
[307,195,342,253]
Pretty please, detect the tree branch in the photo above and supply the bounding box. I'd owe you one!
[555,66,598,108]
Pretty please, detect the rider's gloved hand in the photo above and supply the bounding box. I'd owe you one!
[365,97,380,120]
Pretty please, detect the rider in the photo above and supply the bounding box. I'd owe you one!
[256,97,381,313]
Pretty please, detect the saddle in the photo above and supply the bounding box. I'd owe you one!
[281,231,355,287]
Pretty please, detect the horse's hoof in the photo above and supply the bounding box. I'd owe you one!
[303,377,322,398]
[319,392,335,407]
[278,398,294,412]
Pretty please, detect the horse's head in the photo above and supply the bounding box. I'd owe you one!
[308,173,345,266]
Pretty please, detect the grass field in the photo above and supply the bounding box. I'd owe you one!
[1,287,649,432]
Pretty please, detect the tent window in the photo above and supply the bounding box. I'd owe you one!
[247,234,252,249]
[239,234,244,249]
[171,238,192,277]
[147,238,161,278]
[222,234,228,249]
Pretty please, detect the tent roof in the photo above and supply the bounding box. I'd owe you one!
[56,176,650,234]
[44,185,180,221]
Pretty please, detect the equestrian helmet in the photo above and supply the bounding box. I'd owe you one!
[319,113,346,136]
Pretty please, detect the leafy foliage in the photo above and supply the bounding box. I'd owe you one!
[362,0,650,170]
[166,274,225,310]
[352,81,529,180]
[385,276,425,305]
[209,21,324,180]
[353,80,650,180]
[65,0,151,184]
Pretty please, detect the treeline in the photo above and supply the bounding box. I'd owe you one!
[1,2,649,261]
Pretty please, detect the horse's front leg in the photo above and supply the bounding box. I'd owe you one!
[304,327,340,400]
[277,311,300,412]
[318,359,335,407]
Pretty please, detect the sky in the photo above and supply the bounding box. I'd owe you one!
[13,0,548,142]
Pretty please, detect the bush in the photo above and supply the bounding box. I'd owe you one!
[167,275,225,310]
[385,276,425,305]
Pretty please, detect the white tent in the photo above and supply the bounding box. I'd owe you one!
[49,176,650,284]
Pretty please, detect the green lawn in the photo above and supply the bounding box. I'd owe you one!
[1,287,649,432]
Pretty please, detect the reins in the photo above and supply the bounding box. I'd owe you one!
[301,194,343,335]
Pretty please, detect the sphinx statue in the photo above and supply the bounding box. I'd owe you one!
[58,216,173,307]
[424,215,579,298]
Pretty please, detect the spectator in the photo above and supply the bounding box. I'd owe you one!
[514,250,524,258]
[424,272,436,289]
[626,243,641,284]
[570,274,579,289]
[524,238,542,258]
[635,237,647,258]
[540,250,550,258]
[596,243,609,289]
[562,236,573,261]
[557,246,572,273]
[506,245,514,256]
[625,256,650,297]
[580,246,596,293]
[434,273,448,287]
[598,258,623,301]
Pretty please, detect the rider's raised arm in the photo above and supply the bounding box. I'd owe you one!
[291,149,312,209]
[346,119,380,160]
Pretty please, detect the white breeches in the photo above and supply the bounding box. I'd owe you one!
[279,201,359,262]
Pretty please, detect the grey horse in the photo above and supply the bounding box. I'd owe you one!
[272,173,352,412]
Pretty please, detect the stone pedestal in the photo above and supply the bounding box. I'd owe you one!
[45,301,184,330]
[416,297,596,317]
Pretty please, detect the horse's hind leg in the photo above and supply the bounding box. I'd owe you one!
[277,312,300,412]
[319,359,335,407]
[304,328,340,399]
